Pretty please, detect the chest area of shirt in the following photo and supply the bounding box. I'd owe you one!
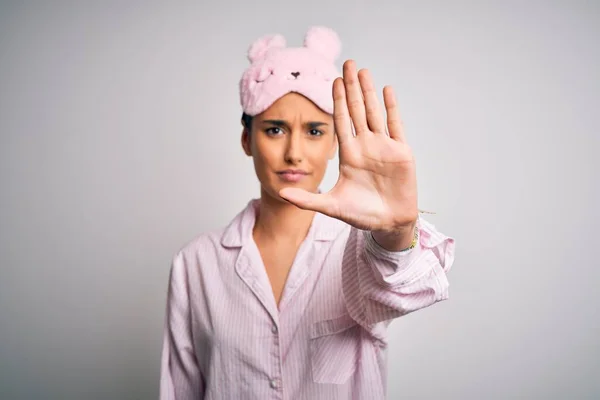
[254,240,300,307]
[199,237,347,327]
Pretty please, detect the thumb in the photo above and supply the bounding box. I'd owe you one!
[279,188,336,216]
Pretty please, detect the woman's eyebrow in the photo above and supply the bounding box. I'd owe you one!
[262,119,289,129]
[261,120,329,129]
[306,121,328,129]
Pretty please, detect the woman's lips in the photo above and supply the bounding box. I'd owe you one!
[277,170,308,182]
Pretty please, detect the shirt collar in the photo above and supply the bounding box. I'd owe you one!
[220,197,347,248]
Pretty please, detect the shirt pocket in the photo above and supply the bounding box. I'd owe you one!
[309,313,361,384]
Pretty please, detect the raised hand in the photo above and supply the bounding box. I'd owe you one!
[279,60,419,235]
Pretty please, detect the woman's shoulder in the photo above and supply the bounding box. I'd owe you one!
[172,226,227,261]
[171,200,255,261]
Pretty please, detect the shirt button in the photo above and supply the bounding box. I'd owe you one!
[270,379,278,389]
[271,325,278,334]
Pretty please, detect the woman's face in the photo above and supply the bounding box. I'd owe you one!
[241,92,337,203]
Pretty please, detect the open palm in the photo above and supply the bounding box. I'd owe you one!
[279,60,419,233]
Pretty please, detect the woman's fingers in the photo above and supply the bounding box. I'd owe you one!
[383,85,406,142]
[339,60,402,141]
[342,60,369,135]
[332,77,353,145]
[357,68,385,134]
[279,188,338,217]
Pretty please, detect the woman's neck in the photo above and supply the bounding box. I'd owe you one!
[253,188,316,247]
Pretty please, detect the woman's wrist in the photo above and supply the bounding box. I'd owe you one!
[371,220,419,252]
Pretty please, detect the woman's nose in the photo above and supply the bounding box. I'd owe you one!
[284,133,303,163]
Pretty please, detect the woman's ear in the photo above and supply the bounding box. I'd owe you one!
[241,128,252,156]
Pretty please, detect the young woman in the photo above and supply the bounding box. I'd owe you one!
[160,26,455,400]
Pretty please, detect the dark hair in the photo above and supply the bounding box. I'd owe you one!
[241,112,253,131]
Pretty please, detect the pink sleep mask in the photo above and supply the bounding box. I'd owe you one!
[239,26,342,116]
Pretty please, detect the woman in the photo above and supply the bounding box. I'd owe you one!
[160,26,455,400]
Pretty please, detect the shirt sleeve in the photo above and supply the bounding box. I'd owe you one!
[159,252,204,400]
[341,216,455,338]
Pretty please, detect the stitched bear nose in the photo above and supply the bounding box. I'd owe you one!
[291,71,300,78]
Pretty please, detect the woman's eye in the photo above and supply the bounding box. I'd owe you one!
[309,129,323,136]
[266,127,283,135]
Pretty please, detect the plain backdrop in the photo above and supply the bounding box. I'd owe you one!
[1,1,598,399]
